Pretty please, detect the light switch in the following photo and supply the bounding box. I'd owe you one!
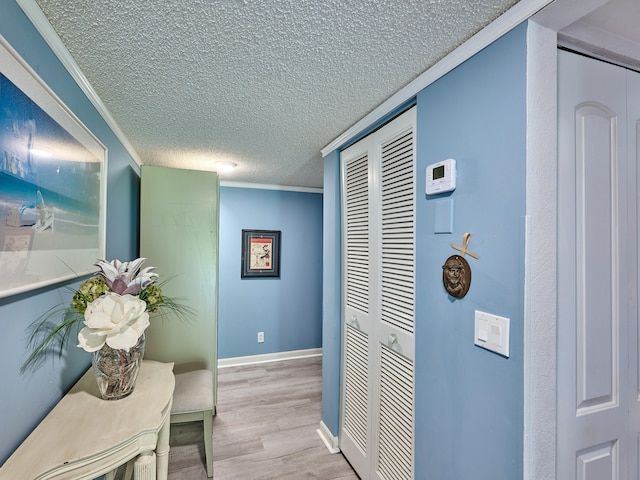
[474,310,510,357]
[490,324,502,346]
[477,324,488,342]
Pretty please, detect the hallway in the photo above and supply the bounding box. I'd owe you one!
[167,356,358,479]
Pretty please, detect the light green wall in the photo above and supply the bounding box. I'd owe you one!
[140,166,219,401]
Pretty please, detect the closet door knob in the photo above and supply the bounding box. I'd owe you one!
[350,315,360,329]
[388,333,398,346]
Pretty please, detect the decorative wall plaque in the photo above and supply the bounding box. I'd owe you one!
[443,232,478,299]
[442,254,471,298]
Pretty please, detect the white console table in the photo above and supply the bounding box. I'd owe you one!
[0,360,174,480]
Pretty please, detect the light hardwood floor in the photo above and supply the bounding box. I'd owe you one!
[167,356,359,479]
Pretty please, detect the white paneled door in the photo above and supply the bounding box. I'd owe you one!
[340,107,416,480]
[557,50,640,480]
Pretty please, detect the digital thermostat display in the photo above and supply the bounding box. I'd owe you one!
[426,158,456,195]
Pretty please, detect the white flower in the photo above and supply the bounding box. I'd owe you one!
[77,293,150,352]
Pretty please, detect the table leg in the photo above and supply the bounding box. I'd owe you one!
[133,452,156,480]
[155,415,171,480]
[123,458,135,480]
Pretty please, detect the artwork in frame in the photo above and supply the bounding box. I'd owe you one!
[0,35,107,298]
[241,229,281,278]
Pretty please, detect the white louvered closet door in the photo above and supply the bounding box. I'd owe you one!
[340,107,416,480]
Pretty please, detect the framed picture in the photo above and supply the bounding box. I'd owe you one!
[241,229,281,278]
[0,35,107,298]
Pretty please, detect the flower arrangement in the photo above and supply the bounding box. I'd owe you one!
[21,257,191,374]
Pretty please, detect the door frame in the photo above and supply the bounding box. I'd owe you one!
[522,21,558,480]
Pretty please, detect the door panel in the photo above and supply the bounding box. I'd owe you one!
[576,442,617,480]
[343,325,370,452]
[575,102,618,414]
[341,143,375,477]
[374,120,416,480]
[557,50,637,480]
[377,344,414,480]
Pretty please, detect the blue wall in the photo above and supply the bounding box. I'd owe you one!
[414,23,527,479]
[1,0,528,474]
[321,23,528,480]
[321,151,341,435]
[0,1,139,464]
[218,186,323,358]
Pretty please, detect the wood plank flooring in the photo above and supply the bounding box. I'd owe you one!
[167,356,359,479]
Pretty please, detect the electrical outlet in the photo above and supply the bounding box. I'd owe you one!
[257,331,264,343]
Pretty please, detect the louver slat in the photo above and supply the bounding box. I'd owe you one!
[345,153,369,314]
[380,130,415,334]
[344,325,369,452]
[377,345,414,480]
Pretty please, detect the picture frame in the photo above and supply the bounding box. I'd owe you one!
[241,229,281,278]
[0,35,107,298]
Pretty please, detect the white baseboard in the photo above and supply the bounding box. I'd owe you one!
[218,348,322,368]
[317,420,340,454]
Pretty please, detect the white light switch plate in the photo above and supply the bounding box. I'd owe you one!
[474,310,510,357]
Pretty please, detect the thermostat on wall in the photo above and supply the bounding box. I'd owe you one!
[426,158,456,195]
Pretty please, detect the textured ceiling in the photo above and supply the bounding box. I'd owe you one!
[33,0,522,188]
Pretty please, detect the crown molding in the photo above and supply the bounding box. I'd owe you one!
[220,181,322,193]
